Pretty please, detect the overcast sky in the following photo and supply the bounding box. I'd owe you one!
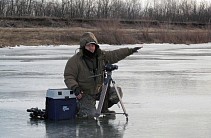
[141,0,211,8]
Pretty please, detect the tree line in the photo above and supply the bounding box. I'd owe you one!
[0,0,211,23]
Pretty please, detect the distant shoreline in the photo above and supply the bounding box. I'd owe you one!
[0,17,210,47]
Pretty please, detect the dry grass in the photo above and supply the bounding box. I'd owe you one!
[0,27,95,47]
[0,19,210,47]
[94,20,137,45]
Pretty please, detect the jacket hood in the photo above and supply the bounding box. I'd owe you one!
[80,32,99,49]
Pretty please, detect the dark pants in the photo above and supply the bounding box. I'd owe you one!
[77,87,123,118]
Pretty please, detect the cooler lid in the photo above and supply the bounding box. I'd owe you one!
[46,88,76,99]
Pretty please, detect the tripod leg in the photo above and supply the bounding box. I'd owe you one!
[95,83,109,118]
[112,81,128,119]
[102,83,110,112]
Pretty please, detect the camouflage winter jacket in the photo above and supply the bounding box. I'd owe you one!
[64,32,133,95]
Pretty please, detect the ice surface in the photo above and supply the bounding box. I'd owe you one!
[0,43,211,138]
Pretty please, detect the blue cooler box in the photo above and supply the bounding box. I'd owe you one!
[46,88,76,121]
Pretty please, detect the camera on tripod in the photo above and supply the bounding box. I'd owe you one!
[103,61,118,72]
[95,61,128,120]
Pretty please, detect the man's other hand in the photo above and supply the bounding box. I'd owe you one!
[76,92,83,99]
[74,88,83,99]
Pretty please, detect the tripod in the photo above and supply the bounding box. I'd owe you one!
[92,62,128,121]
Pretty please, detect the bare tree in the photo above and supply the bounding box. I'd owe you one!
[0,0,211,23]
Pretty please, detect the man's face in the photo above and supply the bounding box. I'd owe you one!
[85,43,95,53]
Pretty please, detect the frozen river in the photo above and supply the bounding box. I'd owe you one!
[0,43,211,138]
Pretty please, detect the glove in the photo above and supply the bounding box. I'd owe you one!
[74,88,81,96]
[132,47,143,53]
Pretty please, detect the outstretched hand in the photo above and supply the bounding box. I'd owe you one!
[132,46,143,53]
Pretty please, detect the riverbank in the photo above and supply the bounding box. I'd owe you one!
[0,17,210,47]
